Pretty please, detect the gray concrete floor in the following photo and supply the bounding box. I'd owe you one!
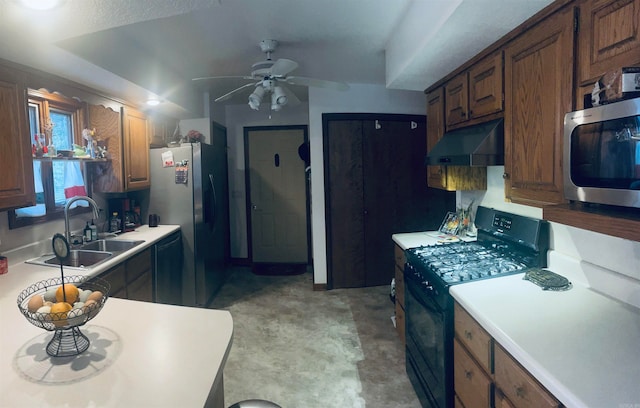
[209,267,421,408]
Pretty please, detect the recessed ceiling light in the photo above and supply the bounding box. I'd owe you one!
[19,0,64,10]
[146,99,161,106]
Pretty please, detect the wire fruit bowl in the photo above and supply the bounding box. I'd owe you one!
[17,275,110,357]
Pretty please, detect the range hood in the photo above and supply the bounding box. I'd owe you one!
[426,118,504,166]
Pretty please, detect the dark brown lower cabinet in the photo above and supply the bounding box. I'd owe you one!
[324,113,454,288]
[97,248,153,302]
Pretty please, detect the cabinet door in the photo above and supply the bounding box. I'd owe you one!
[504,7,574,206]
[578,0,640,84]
[494,344,561,408]
[100,264,126,299]
[126,248,153,302]
[469,52,503,119]
[427,88,447,188]
[0,65,35,211]
[89,104,124,192]
[445,73,469,127]
[122,107,150,190]
[454,338,492,408]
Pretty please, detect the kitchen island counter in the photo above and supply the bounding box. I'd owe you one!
[450,257,640,408]
[0,225,234,407]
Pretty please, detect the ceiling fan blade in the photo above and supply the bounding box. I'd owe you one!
[285,76,349,91]
[214,82,258,102]
[270,58,298,77]
[192,75,254,82]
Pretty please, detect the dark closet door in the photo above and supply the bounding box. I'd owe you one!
[362,119,405,287]
[325,114,454,289]
[326,120,366,288]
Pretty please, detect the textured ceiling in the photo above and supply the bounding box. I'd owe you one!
[0,0,554,117]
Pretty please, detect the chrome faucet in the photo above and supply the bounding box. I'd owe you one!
[64,196,100,244]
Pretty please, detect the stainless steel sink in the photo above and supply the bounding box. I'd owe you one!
[80,239,145,253]
[37,250,113,268]
[26,239,145,269]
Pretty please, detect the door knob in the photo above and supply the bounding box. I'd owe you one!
[252,205,257,210]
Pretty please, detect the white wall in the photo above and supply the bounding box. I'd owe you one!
[225,102,310,259]
[308,84,426,285]
[179,118,210,144]
[459,166,640,284]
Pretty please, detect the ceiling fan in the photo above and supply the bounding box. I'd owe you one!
[192,39,349,111]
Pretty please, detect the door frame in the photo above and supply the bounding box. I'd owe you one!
[243,125,311,265]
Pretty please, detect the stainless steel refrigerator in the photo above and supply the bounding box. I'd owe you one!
[146,142,229,307]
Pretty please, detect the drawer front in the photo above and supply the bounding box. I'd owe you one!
[126,248,152,283]
[455,302,492,373]
[394,244,405,268]
[454,338,492,408]
[494,344,560,408]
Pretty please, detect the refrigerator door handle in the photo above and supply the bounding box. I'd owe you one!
[208,174,217,232]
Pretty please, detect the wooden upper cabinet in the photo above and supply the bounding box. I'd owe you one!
[445,73,469,127]
[90,104,123,193]
[468,52,504,119]
[445,52,504,129]
[427,88,446,188]
[427,87,487,191]
[0,64,35,212]
[123,106,150,190]
[91,105,150,192]
[578,0,640,85]
[504,6,575,206]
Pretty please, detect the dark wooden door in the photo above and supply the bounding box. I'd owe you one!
[326,119,365,288]
[325,114,454,289]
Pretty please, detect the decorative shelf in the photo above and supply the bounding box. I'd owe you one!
[32,157,109,163]
[543,202,640,242]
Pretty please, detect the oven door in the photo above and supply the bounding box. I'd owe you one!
[404,265,453,408]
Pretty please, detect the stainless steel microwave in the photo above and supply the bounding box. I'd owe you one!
[564,97,640,208]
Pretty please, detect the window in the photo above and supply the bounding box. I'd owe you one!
[8,89,90,229]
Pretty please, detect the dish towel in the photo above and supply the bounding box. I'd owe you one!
[64,161,88,208]
[15,161,46,217]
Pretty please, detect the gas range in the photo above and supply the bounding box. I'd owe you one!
[405,206,549,290]
[408,241,529,284]
[403,206,550,408]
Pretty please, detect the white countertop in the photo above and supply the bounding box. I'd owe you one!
[392,230,475,250]
[451,267,640,408]
[395,231,640,407]
[0,225,234,407]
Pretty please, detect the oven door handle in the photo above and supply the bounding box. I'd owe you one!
[406,274,444,314]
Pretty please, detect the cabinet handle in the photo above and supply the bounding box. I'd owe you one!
[464,330,473,340]
[465,370,473,380]
[461,111,467,118]
[502,173,509,179]
[515,386,526,399]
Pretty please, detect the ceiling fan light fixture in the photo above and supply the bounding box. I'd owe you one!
[248,85,265,110]
[273,86,288,107]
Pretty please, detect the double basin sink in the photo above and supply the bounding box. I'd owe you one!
[27,239,145,269]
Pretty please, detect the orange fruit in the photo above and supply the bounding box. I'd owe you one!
[50,302,72,328]
[55,284,79,304]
